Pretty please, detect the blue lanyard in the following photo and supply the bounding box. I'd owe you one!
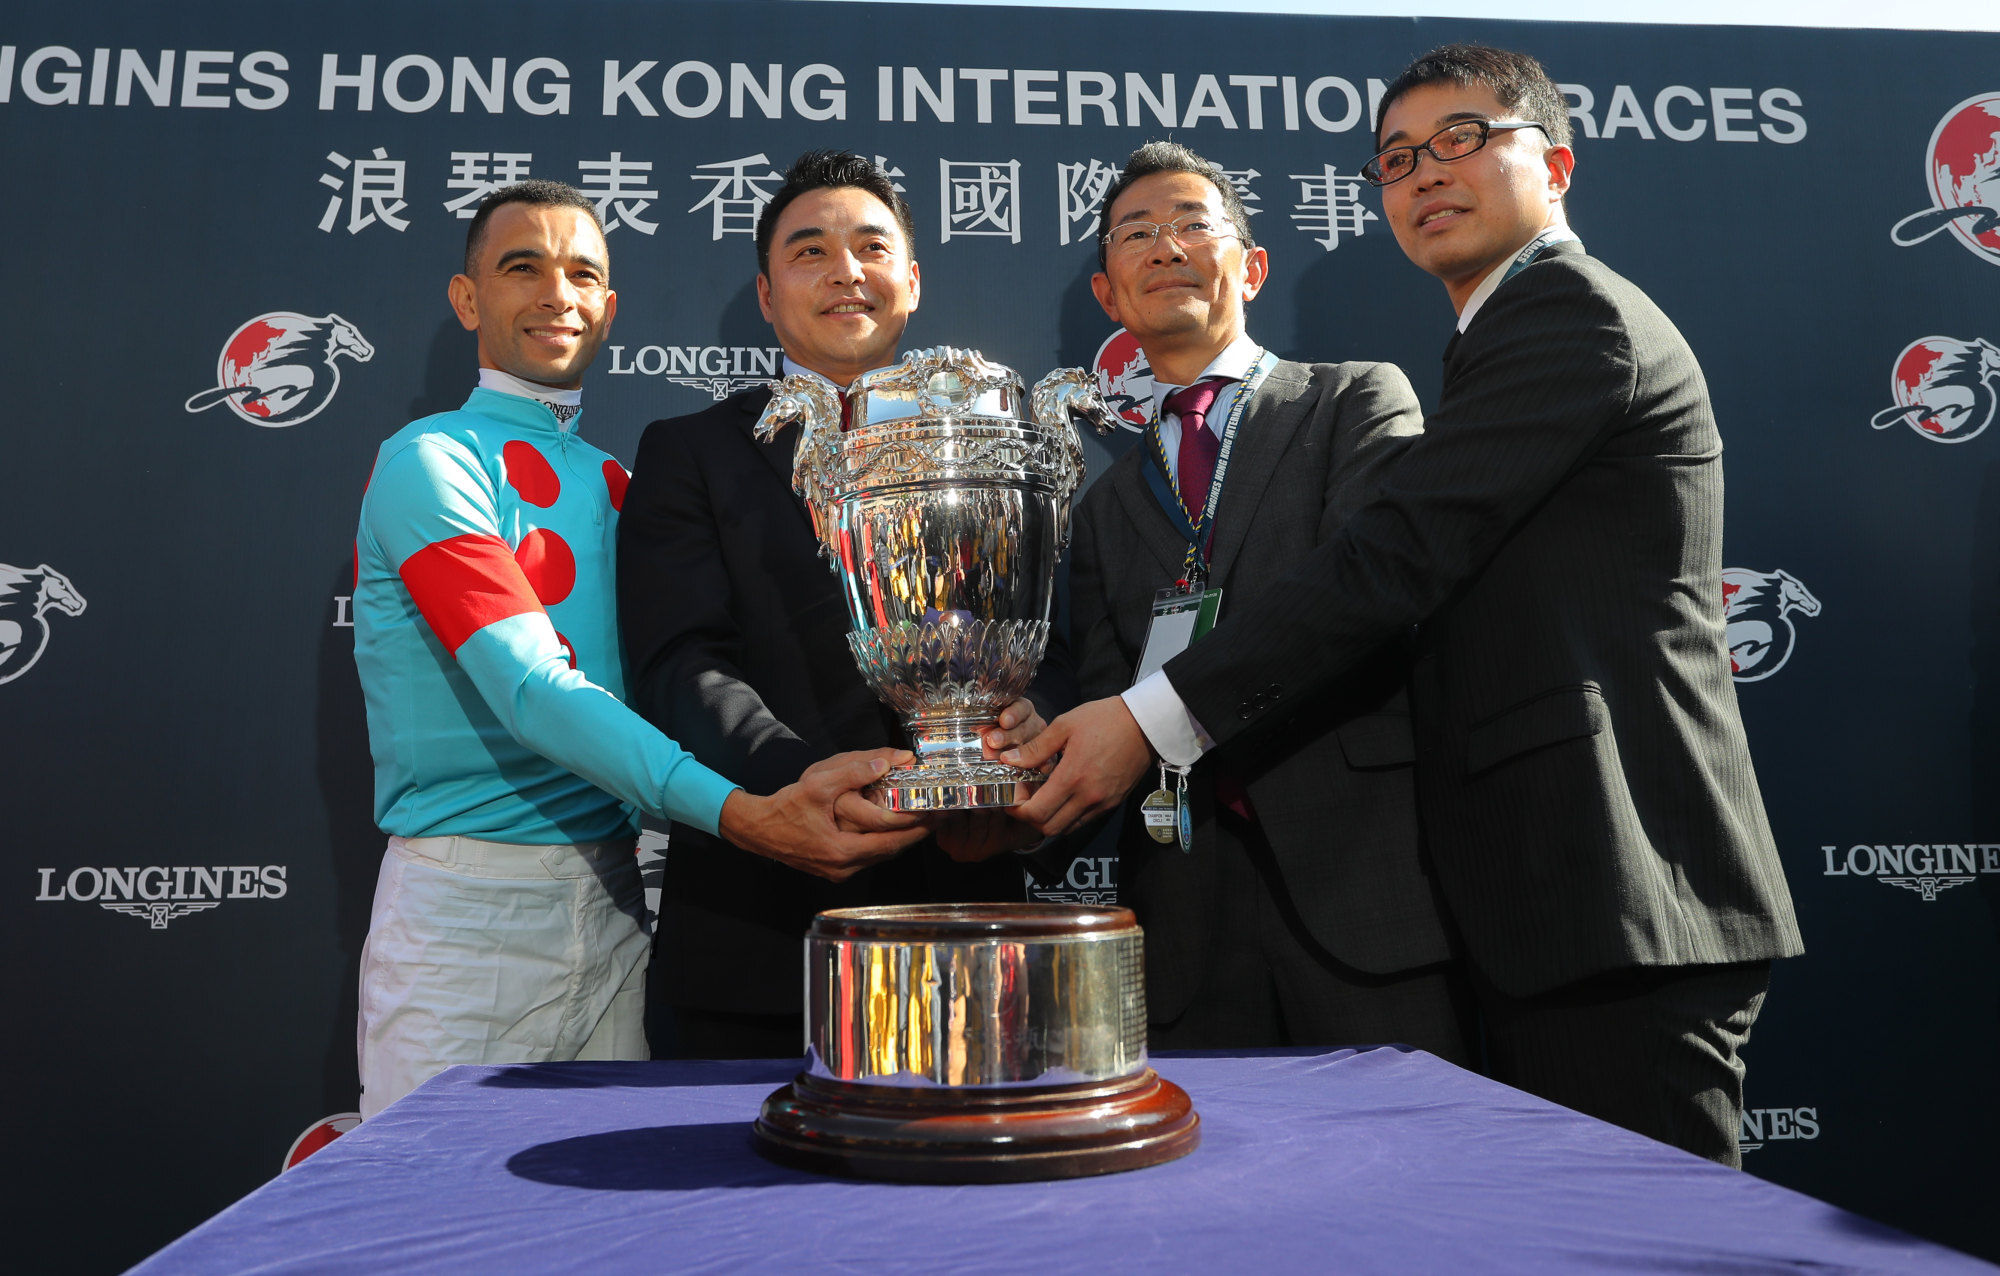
[1496,227,1574,290]
[1141,348,1279,583]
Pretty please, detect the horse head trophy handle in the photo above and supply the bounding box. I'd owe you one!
[754,374,847,551]
[1030,367,1114,553]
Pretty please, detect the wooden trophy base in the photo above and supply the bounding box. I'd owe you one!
[754,1068,1200,1184]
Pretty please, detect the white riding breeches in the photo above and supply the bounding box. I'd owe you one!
[356,834,650,1119]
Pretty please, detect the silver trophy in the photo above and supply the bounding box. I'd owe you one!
[756,347,1115,810]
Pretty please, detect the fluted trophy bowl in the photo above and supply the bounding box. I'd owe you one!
[756,347,1115,810]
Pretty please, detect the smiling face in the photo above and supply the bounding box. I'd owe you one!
[1376,81,1573,311]
[1089,170,1267,385]
[448,202,617,390]
[757,185,921,386]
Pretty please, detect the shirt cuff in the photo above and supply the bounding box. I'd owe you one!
[1120,671,1212,768]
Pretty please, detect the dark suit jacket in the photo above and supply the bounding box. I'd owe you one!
[1069,357,1453,1020]
[617,386,1075,1016]
[1164,243,1804,998]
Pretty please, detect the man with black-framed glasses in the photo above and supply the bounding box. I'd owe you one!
[1011,140,1471,1060]
[1010,49,1802,1166]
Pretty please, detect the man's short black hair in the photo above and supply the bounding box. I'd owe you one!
[463,180,607,277]
[755,150,919,276]
[1373,44,1573,153]
[1094,141,1257,272]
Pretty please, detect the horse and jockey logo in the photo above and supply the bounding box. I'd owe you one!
[1873,336,2000,443]
[1093,328,1154,432]
[0,562,86,686]
[184,311,374,427]
[1890,92,2000,266]
[1722,567,1821,682]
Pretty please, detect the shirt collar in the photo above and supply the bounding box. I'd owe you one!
[1150,332,1262,416]
[1456,229,1580,333]
[782,355,893,391]
[478,367,582,407]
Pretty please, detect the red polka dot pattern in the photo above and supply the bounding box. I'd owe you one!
[503,441,560,508]
[554,631,578,669]
[602,460,629,512]
[513,528,576,605]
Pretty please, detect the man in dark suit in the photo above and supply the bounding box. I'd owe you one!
[617,151,1066,1059]
[1009,48,1803,1165]
[1059,142,1468,1059]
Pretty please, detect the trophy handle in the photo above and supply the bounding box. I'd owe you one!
[755,374,846,559]
[1030,367,1119,438]
[1029,368,1109,555]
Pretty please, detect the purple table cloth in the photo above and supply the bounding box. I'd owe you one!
[135,1048,1989,1274]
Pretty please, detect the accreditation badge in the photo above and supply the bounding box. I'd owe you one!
[1132,586,1223,686]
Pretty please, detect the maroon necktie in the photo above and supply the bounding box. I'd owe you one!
[1164,379,1227,518]
[839,391,854,432]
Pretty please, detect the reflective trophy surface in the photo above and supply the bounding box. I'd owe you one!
[753,904,1200,1183]
[755,347,1115,810]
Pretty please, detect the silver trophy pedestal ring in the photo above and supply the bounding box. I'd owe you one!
[756,347,1115,811]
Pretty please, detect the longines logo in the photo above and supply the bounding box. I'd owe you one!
[35,864,289,928]
[1027,855,1118,907]
[605,343,783,399]
[1822,842,1999,901]
[1739,1105,1819,1154]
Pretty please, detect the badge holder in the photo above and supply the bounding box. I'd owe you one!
[1133,582,1219,855]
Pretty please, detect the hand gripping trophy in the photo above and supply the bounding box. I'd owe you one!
[756,347,1115,810]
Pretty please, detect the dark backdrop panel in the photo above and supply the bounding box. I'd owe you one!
[2,3,1996,1269]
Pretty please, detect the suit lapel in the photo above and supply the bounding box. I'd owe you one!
[736,388,816,535]
[1110,452,1199,584]
[1205,363,1312,590]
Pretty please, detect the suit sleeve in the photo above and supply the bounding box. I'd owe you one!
[362,435,739,834]
[1166,264,1637,749]
[617,414,821,799]
[1069,485,1136,704]
[1318,361,1425,533]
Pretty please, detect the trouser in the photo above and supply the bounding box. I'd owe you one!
[1148,812,1475,1068]
[1470,960,1772,1168]
[357,833,650,1119]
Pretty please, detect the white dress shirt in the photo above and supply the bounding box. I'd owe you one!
[1117,332,1263,767]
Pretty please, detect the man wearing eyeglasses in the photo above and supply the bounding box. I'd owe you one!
[1010,48,1801,1165]
[1023,141,1469,1060]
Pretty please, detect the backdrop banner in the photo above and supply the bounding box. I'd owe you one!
[4,2,1997,1268]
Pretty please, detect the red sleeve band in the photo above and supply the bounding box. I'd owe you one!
[398,533,543,653]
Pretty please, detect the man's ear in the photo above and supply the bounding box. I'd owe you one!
[755,272,775,323]
[1239,246,1270,303]
[906,259,921,312]
[1088,272,1121,324]
[1545,145,1576,201]
[447,274,479,333]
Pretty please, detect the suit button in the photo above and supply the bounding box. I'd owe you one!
[1238,702,1254,719]
[1265,683,1283,700]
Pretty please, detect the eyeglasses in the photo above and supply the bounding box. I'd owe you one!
[1361,119,1550,187]
[1101,212,1238,256]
